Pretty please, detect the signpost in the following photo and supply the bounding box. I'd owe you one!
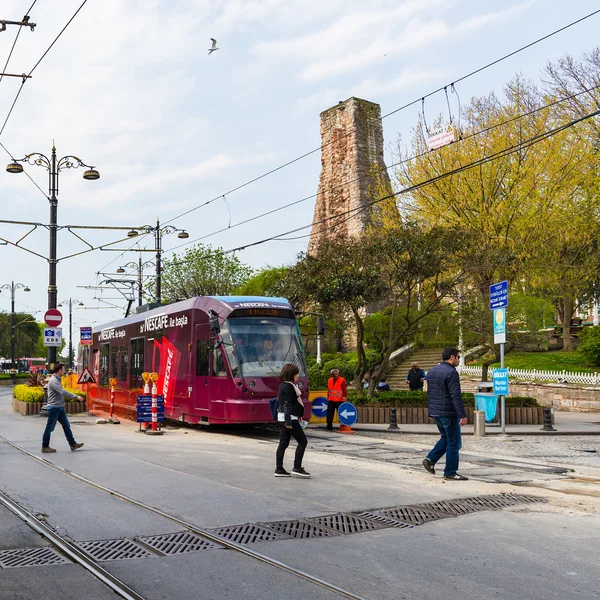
[80,326,93,345]
[490,280,509,433]
[43,327,62,347]
[44,308,63,327]
[311,397,328,419]
[337,401,358,427]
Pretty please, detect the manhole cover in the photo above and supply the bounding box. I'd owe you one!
[304,513,386,534]
[260,520,342,539]
[78,538,155,561]
[137,531,223,555]
[0,547,70,568]
[208,523,291,544]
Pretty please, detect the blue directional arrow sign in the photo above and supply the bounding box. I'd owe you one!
[311,396,328,417]
[338,401,358,426]
[489,280,508,310]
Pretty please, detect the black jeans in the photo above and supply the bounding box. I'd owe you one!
[326,401,343,428]
[276,421,307,470]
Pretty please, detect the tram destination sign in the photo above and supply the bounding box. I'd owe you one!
[489,280,508,310]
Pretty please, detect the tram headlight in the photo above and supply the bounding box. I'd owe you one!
[248,381,256,388]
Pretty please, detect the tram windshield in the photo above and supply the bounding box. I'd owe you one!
[225,316,306,378]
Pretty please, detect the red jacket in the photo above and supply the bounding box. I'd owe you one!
[327,376,347,402]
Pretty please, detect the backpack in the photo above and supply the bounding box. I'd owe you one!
[269,397,279,420]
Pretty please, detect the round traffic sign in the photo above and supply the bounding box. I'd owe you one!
[44,308,63,327]
[337,401,358,426]
[311,396,328,418]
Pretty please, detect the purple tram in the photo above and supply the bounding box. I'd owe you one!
[83,296,310,424]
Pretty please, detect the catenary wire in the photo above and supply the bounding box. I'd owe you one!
[223,108,600,253]
[164,85,600,254]
[161,8,600,228]
[0,1,37,84]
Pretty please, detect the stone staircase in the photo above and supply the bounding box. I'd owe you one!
[385,348,444,390]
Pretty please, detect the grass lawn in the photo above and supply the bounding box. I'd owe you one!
[472,350,600,373]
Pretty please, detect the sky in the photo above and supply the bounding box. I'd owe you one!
[0,0,599,350]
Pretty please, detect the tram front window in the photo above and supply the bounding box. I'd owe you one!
[226,317,306,378]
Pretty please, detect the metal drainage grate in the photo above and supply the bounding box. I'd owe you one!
[304,513,386,535]
[417,493,545,516]
[372,505,450,526]
[137,531,224,555]
[354,511,414,529]
[208,523,292,544]
[260,520,342,539]
[77,538,155,561]
[0,547,71,569]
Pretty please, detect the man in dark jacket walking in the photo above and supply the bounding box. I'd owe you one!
[422,347,468,480]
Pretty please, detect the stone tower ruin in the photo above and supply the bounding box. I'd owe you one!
[308,97,396,254]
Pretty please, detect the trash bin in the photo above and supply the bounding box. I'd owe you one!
[476,381,494,393]
[474,392,499,424]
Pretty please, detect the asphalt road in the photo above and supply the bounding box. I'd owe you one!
[1,387,599,600]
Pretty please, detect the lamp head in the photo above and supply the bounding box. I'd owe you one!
[127,230,139,238]
[6,161,23,174]
[23,287,30,292]
[177,231,189,239]
[83,168,100,180]
[116,266,125,273]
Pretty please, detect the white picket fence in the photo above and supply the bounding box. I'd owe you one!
[457,364,600,385]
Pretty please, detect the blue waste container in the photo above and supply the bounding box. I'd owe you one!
[474,392,499,423]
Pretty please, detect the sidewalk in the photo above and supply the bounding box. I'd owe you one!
[313,411,600,436]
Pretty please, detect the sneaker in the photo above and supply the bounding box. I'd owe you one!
[325,426,333,431]
[291,467,311,478]
[70,443,84,451]
[274,467,291,477]
[444,473,469,481]
[41,447,56,453]
[422,458,435,475]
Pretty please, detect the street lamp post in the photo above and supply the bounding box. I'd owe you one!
[0,281,30,383]
[7,143,99,368]
[59,298,84,371]
[127,219,188,304]
[117,257,155,306]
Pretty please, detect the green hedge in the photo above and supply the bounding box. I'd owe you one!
[14,384,86,403]
[346,389,539,408]
[0,373,29,380]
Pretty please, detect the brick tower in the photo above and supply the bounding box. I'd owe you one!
[308,97,396,254]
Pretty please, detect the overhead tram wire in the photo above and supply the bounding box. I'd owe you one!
[0,0,90,198]
[161,8,600,229]
[163,85,600,255]
[222,107,600,254]
[0,1,37,84]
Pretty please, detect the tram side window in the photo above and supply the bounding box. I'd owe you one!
[119,345,128,381]
[99,343,109,386]
[110,347,119,380]
[130,337,145,387]
[196,340,209,376]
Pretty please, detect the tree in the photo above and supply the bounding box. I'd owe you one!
[290,239,386,390]
[0,312,40,360]
[235,266,293,299]
[152,244,254,303]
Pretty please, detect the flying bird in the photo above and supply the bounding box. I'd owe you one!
[208,38,219,55]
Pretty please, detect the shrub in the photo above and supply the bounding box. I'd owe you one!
[307,349,380,389]
[13,384,85,403]
[579,326,600,366]
[0,373,29,380]
[27,371,46,387]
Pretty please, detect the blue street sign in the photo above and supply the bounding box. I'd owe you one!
[492,368,509,396]
[80,326,92,345]
[311,396,328,417]
[136,395,165,423]
[489,280,508,310]
[337,401,358,426]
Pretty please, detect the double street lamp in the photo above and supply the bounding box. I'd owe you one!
[0,281,30,382]
[59,298,84,371]
[7,144,100,367]
[117,257,155,307]
[126,220,189,304]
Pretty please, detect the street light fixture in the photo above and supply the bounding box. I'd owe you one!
[7,143,100,368]
[59,298,84,371]
[116,258,155,306]
[127,220,189,304]
[0,281,30,383]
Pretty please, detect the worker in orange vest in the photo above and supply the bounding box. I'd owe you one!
[326,368,347,431]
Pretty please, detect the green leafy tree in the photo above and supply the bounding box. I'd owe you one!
[0,312,40,360]
[152,244,254,303]
[235,266,293,299]
[579,326,600,366]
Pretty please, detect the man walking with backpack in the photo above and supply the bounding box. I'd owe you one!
[422,348,468,481]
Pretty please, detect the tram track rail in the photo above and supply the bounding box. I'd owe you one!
[0,433,370,600]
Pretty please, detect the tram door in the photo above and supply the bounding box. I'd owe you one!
[194,324,211,412]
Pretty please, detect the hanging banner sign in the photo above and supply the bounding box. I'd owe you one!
[427,125,455,151]
[80,326,93,345]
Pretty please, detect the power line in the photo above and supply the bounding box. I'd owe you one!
[0,1,37,84]
[162,8,600,228]
[223,108,600,254]
[164,84,600,254]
